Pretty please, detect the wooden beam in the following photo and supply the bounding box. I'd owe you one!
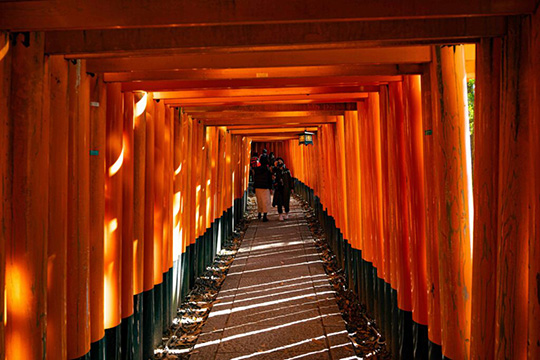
[225,124,322,130]
[86,47,431,73]
[163,93,369,106]
[45,17,506,56]
[104,64,423,82]
[185,111,343,119]
[248,135,298,141]
[201,116,335,126]
[229,127,318,135]
[120,76,402,92]
[183,103,357,112]
[1,0,533,31]
[153,86,379,100]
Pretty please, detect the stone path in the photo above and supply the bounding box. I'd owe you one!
[190,198,357,360]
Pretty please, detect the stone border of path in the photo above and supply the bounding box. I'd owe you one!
[295,195,390,359]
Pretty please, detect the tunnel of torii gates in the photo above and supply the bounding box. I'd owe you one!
[1,1,540,360]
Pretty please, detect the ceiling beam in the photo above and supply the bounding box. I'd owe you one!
[45,17,505,56]
[104,64,423,82]
[1,0,533,31]
[163,93,369,106]
[228,127,318,135]
[153,86,379,100]
[201,116,336,126]
[225,125,322,130]
[183,103,357,112]
[120,76,402,92]
[86,46,431,73]
[187,111,344,119]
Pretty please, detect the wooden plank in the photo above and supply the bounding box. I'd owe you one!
[105,64,423,82]
[202,116,335,126]
[45,17,506,56]
[183,103,357,112]
[86,47,431,73]
[185,111,344,119]
[1,0,534,31]
[120,76,402,92]
[164,93,369,106]
[153,86,380,100]
[228,127,318,135]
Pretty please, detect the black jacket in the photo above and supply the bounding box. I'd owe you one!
[272,167,292,206]
[253,166,272,189]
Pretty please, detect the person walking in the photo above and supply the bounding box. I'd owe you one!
[253,156,272,222]
[272,157,293,221]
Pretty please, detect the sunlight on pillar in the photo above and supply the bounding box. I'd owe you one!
[3,288,6,326]
[5,265,28,318]
[108,146,124,177]
[173,191,181,217]
[134,92,147,117]
[104,218,118,328]
[174,163,181,176]
[0,39,8,61]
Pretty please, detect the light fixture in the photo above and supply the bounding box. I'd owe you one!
[298,130,314,146]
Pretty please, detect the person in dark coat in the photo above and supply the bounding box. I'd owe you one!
[272,157,293,220]
[253,155,272,222]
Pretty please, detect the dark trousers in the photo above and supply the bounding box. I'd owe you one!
[277,204,289,214]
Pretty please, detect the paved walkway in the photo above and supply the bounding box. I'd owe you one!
[191,198,357,360]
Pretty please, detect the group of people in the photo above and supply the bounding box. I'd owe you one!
[250,149,293,222]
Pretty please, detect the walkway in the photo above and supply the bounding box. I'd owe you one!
[191,198,357,360]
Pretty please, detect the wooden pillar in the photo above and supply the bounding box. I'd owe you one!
[89,74,106,350]
[121,92,134,355]
[122,92,135,318]
[430,45,472,360]
[0,31,10,360]
[402,75,429,327]
[154,100,164,288]
[495,18,531,360]
[133,92,147,297]
[470,38,501,359]
[420,67,442,348]
[46,55,69,360]
[105,82,123,333]
[388,82,413,313]
[66,59,91,359]
[530,9,540,360]
[6,31,49,360]
[142,93,155,358]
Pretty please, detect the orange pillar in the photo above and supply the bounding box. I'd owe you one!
[0,32,10,360]
[132,91,146,358]
[67,60,90,359]
[5,32,48,360]
[470,38,501,360]
[105,82,123,335]
[154,101,164,288]
[47,55,69,360]
[495,19,530,360]
[133,92,147,297]
[430,45,472,360]
[420,69,442,348]
[66,59,91,359]
[143,93,155,353]
[121,92,135,350]
[530,9,540,360]
[89,74,106,349]
[402,75,429,327]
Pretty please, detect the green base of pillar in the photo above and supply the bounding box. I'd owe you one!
[104,324,121,360]
[142,288,155,359]
[90,336,105,360]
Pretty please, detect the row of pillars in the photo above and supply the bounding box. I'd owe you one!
[0,32,251,359]
[286,26,540,360]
